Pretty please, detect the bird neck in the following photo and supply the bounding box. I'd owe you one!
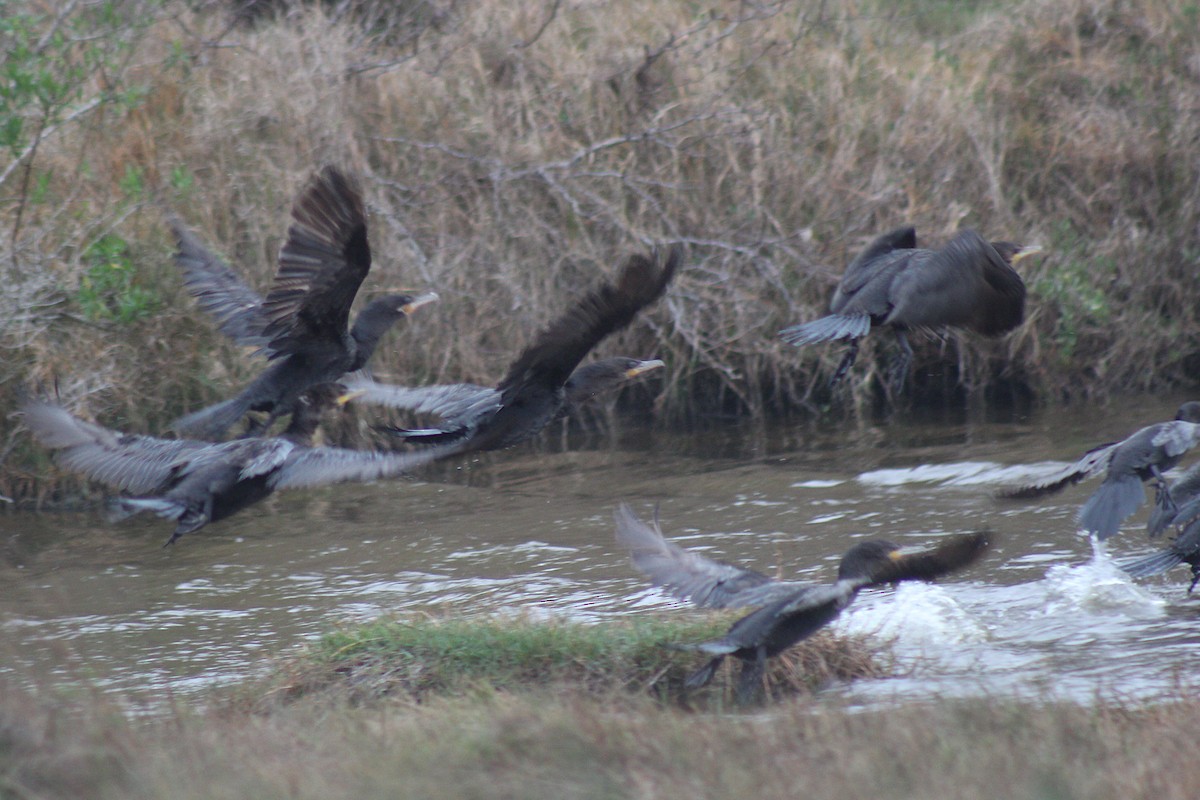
[348,300,406,369]
[281,412,322,445]
[563,363,622,406]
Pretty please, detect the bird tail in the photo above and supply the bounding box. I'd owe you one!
[779,314,870,346]
[1079,476,1145,540]
[110,497,186,522]
[1120,549,1185,579]
[683,656,725,690]
[172,395,251,439]
[377,425,470,446]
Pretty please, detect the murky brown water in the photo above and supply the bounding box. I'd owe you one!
[4,396,1200,707]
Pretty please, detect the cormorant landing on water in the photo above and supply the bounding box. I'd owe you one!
[1000,402,1200,540]
[612,504,990,704]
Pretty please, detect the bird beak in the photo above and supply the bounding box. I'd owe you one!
[625,359,666,379]
[401,292,439,315]
[1010,245,1044,265]
[336,389,368,407]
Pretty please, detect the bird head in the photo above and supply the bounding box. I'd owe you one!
[837,532,991,586]
[1175,402,1200,423]
[563,357,666,404]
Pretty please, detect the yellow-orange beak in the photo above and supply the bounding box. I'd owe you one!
[336,389,368,407]
[1010,245,1044,266]
[401,291,440,315]
[625,359,666,379]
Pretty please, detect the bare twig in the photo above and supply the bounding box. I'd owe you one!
[515,0,562,49]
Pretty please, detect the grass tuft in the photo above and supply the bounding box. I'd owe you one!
[242,613,887,709]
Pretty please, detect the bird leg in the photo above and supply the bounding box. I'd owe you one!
[829,340,860,388]
[1188,564,1200,595]
[1151,465,1178,515]
[886,329,914,396]
[734,647,768,706]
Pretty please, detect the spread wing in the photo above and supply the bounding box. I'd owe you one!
[341,373,500,424]
[165,213,270,349]
[613,503,811,609]
[887,229,1026,336]
[272,440,461,491]
[845,531,991,592]
[21,401,214,494]
[1151,421,1200,458]
[832,225,918,303]
[496,245,680,404]
[997,442,1117,499]
[260,166,372,358]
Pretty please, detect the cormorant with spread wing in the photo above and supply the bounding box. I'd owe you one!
[999,402,1200,540]
[345,245,680,454]
[780,226,1042,389]
[22,384,455,547]
[613,504,989,703]
[170,166,437,439]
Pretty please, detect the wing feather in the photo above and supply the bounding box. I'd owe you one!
[260,167,372,357]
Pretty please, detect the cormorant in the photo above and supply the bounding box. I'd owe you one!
[169,166,437,439]
[780,226,1042,389]
[613,504,990,703]
[1120,461,1200,592]
[21,384,455,546]
[344,357,665,446]
[999,402,1200,540]
[344,245,680,453]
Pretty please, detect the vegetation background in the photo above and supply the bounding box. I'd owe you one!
[4,3,1200,796]
[3,0,1200,496]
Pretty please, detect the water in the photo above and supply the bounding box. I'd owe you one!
[5,397,1200,707]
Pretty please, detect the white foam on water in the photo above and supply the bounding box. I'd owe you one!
[857,460,1080,488]
[835,582,989,646]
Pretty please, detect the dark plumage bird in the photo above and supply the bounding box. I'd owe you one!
[345,357,666,446]
[999,402,1200,540]
[780,226,1042,388]
[344,246,680,453]
[1120,461,1200,592]
[21,385,454,547]
[613,504,989,703]
[170,166,437,439]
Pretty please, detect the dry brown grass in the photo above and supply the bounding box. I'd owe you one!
[6,668,1200,800]
[4,0,1200,500]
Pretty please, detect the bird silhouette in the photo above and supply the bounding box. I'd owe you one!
[1120,461,1200,592]
[999,402,1200,540]
[345,245,680,454]
[780,226,1042,390]
[613,503,989,703]
[22,384,458,546]
[169,166,437,439]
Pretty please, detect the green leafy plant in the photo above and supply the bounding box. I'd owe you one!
[76,233,158,323]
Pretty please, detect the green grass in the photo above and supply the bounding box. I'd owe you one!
[247,613,887,709]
